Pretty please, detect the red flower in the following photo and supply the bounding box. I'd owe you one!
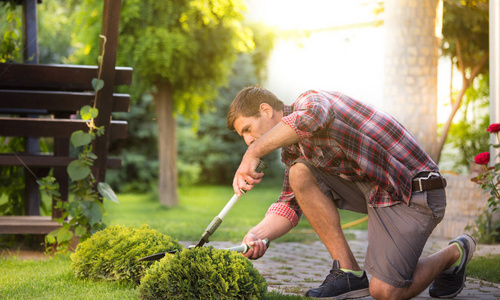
[474,152,490,165]
[487,123,500,133]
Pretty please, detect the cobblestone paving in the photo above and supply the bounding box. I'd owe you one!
[206,230,500,299]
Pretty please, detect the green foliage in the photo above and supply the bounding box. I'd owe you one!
[39,102,109,252]
[138,246,267,299]
[70,224,183,285]
[105,93,159,193]
[442,0,489,69]
[71,0,253,118]
[0,137,25,216]
[177,53,284,186]
[107,23,277,190]
[0,0,22,63]
[466,207,500,244]
[247,22,277,83]
[39,35,117,253]
[445,75,490,172]
[0,1,24,217]
[37,0,76,64]
[469,123,500,244]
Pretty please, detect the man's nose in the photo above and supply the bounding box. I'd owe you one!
[244,135,255,146]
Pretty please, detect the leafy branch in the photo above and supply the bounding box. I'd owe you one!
[38,35,118,253]
[470,124,500,244]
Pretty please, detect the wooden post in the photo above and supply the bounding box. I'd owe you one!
[22,0,38,64]
[92,0,122,183]
[491,0,500,164]
[22,0,40,216]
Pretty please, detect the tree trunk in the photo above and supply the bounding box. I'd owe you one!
[153,82,178,207]
[435,42,489,163]
[382,0,442,162]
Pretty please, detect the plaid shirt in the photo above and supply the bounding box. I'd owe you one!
[266,90,439,227]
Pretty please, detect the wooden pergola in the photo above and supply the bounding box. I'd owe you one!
[0,0,131,234]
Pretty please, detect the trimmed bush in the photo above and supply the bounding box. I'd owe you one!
[70,224,183,284]
[138,246,267,299]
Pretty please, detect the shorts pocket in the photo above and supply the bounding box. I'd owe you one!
[426,188,446,221]
[409,189,446,221]
[409,191,432,215]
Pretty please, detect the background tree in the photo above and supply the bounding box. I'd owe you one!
[72,0,254,207]
[107,22,278,191]
[441,76,490,172]
[437,0,489,163]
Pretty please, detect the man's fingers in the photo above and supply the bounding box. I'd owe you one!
[244,239,267,260]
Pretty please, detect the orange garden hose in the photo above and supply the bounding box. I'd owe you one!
[341,216,369,229]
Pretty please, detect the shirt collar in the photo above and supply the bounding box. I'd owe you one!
[284,104,293,117]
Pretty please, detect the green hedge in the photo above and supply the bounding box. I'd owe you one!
[70,224,183,284]
[138,246,267,299]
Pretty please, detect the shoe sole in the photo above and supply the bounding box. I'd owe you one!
[314,288,370,299]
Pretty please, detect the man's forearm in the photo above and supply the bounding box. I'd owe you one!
[248,213,294,241]
[246,121,300,159]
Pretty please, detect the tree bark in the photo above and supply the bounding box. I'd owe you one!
[435,41,489,163]
[153,82,178,207]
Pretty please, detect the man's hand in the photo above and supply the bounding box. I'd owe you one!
[242,233,268,260]
[232,155,264,196]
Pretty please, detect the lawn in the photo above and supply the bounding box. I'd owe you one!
[0,185,367,300]
[102,184,368,243]
[2,185,499,299]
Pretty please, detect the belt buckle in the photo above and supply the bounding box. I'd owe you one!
[414,172,440,192]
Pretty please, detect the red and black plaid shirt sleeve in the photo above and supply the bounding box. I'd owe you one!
[266,90,439,227]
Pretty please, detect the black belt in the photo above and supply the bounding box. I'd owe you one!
[412,172,447,192]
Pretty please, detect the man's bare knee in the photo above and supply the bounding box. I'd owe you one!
[289,163,317,192]
[369,277,406,300]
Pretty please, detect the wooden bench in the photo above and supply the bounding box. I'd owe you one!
[0,0,131,234]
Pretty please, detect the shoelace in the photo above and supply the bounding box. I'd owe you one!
[434,271,459,286]
[320,268,346,286]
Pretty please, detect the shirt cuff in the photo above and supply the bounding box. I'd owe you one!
[281,113,313,140]
[266,202,300,228]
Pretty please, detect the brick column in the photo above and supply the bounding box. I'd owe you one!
[383,0,442,161]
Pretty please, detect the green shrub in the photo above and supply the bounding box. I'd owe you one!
[70,224,183,284]
[138,246,267,299]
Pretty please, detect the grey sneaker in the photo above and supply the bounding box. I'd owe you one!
[429,234,476,298]
[305,260,370,299]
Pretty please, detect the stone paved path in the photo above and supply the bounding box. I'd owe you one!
[206,230,500,299]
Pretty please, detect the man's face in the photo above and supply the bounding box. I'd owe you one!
[233,113,275,146]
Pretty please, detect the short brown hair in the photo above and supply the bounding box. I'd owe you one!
[227,86,284,131]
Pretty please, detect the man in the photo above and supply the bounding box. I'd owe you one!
[227,87,475,299]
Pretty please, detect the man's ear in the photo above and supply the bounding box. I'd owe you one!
[259,103,273,118]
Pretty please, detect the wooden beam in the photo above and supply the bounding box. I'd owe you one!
[0,63,133,90]
[0,216,61,234]
[0,117,127,140]
[0,90,130,113]
[93,0,123,183]
[0,154,122,168]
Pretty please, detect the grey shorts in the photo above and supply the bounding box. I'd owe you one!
[296,160,446,288]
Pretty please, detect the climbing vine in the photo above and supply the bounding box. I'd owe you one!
[38,35,118,253]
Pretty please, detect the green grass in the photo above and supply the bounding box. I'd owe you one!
[4,185,500,298]
[1,185,367,299]
[467,254,500,283]
[103,185,368,243]
[0,255,137,299]
[0,255,312,299]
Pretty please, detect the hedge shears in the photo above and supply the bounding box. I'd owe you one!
[139,160,268,262]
